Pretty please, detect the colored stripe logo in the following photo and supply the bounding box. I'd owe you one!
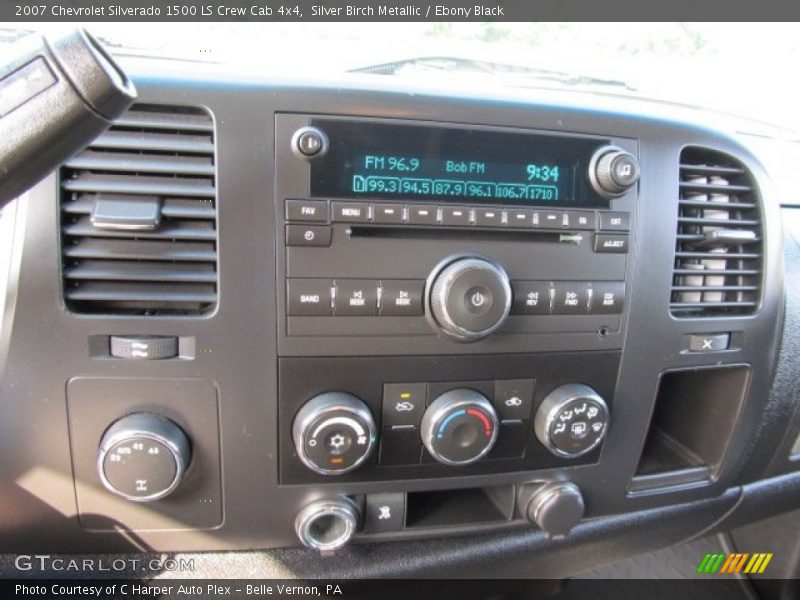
[697,552,773,574]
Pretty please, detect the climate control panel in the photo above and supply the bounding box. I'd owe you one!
[280,352,619,484]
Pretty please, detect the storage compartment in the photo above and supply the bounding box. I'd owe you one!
[405,485,514,528]
[630,365,750,493]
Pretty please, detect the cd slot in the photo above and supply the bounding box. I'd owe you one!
[348,225,579,243]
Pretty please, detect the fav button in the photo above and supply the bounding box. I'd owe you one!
[334,279,379,316]
[380,280,424,316]
[285,199,328,223]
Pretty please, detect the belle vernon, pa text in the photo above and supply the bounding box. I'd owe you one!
[15,583,342,597]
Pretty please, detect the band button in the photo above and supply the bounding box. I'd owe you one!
[287,279,332,316]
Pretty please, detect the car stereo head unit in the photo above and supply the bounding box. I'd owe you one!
[275,114,638,357]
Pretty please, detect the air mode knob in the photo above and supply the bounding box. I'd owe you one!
[427,255,512,341]
[534,384,609,458]
[98,413,191,502]
[589,145,640,198]
[293,392,377,475]
[421,389,499,465]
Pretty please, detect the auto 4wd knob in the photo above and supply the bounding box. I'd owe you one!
[98,413,191,502]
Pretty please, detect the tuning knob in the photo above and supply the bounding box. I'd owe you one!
[589,145,640,198]
[518,482,585,537]
[421,388,499,465]
[427,255,512,341]
[97,413,191,502]
[293,392,377,475]
[534,384,609,458]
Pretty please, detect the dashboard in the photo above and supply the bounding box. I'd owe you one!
[1,58,800,572]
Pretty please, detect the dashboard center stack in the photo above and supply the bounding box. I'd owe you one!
[275,114,637,494]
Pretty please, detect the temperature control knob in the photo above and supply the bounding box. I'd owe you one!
[589,145,640,198]
[534,384,609,458]
[421,389,499,465]
[427,256,512,341]
[97,413,191,502]
[293,392,377,475]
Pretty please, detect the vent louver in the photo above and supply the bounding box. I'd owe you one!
[60,105,217,315]
[670,147,762,317]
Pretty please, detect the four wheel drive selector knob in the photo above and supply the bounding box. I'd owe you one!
[293,392,378,475]
[427,255,512,341]
[421,389,500,465]
[97,413,191,502]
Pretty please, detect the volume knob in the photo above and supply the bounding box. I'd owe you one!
[427,255,512,341]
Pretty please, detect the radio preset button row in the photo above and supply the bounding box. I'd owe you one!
[287,279,424,317]
[511,281,625,316]
[286,198,630,237]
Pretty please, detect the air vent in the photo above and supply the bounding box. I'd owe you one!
[60,105,217,315]
[670,147,762,317]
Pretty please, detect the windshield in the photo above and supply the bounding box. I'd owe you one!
[6,22,800,132]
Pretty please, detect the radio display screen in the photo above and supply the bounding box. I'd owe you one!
[309,119,611,208]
